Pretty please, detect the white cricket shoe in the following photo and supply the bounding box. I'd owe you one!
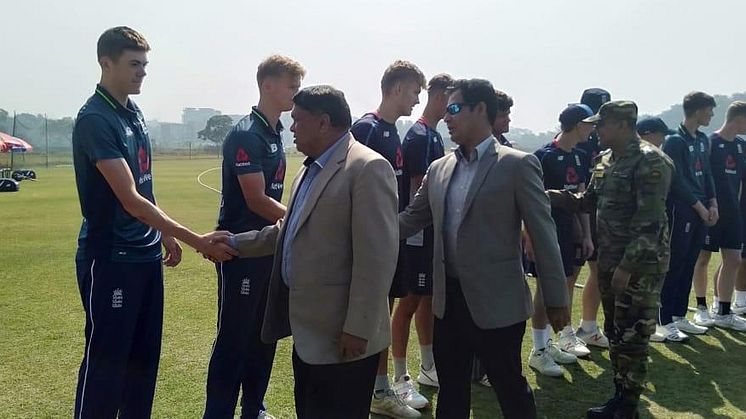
[370,389,422,418]
[528,347,563,377]
[650,323,689,343]
[576,326,610,348]
[673,316,708,335]
[393,374,429,410]
[558,329,591,357]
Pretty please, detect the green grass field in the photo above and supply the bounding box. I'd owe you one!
[1,157,745,418]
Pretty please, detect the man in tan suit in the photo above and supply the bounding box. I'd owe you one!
[399,79,570,419]
[225,85,399,418]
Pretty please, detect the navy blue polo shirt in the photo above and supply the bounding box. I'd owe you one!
[72,85,161,262]
[401,118,444,207]
[217,107,286,233]
[497,134,514,148]
[709,133,746,220]
[662,124,716,206]
[534,141,589,225]
[351,112,405,211]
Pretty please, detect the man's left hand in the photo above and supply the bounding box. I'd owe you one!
[582,236,595,260]
[612,267,632,295]
[162,235,182,267]
[338,332,368,361]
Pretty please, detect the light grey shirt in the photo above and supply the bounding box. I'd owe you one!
[444,135,494,277]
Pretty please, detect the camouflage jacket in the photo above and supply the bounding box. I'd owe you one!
[549,138,673,274]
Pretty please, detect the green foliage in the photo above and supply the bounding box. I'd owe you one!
[198,114,234,144]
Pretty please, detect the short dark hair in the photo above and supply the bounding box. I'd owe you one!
[381,60,426,94]
[726,101,746,122]
[257,55,306,85]
[97,26,150,61]
[427,73,454,93]
[449,79,498,125]
[683,91,716,118]
[494,90,514,113]
[293,85,352,129]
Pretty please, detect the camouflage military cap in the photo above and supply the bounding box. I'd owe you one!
[583,100,638,123]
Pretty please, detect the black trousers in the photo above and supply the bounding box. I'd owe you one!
[204,256,276,419]
[435,278,537,419]
[74,258,163,419]
[292,347,378,419]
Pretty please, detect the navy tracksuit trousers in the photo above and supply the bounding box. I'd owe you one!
[204,256,276,419]
[659,203,707,325]
[74,258,164,419]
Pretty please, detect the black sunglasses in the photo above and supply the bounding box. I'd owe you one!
[446,102,476,115]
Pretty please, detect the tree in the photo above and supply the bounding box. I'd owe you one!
[198,115,233,144]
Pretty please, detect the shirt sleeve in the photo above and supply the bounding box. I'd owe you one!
[351,120,378,149]
[662,135,698,206]
[73,115,124,162]
[403,130,429,177]
[223,131,267,175]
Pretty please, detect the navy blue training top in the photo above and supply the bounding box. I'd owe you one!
[534,141,589,225]
[662,124,716,206]
[401,118,444,207]
[217,107,286,233]
[709,133,746,219]
[72,85,161,262]
[351,112,405,211]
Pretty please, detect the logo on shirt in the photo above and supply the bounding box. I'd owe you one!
[124,126,134,137]
[726,155,738,174]
[700,142,705,153]
[112,288,123,308]
[384,131,390,138]
[270,160,285,191]
[395,147,404,170]
[565,166,579,188]
[694,159,703,176]
[137,147,152,185]
[235,148,251,167]
[270,143,279,153]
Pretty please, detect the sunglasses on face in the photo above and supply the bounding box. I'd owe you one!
[446,102,476,115]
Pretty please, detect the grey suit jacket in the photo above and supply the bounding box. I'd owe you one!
[233,134,399,365]
[399,138,569,329]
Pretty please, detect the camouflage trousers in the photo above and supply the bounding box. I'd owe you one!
[598,270,665,403]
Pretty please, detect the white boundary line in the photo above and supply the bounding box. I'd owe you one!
[197,167,221,194]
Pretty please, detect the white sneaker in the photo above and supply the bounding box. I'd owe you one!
[575,326,610,348]
[416,364,439,388]
[477,374,491,387]
[371,389,422,418]
[558,329,591,357]
[650,323,689,343]
[393,374,429,410]
[528,347,563,377]
[257,412,275,419]
[673,316,708,335]
[693,308,716,327]
[714,313,746,332]
[732,301,746,316]
[546,340,578,364]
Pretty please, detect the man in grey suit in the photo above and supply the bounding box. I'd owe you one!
[223,85,399,418]
[399,78,570,419]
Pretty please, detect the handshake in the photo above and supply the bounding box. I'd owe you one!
[195,231,238,263]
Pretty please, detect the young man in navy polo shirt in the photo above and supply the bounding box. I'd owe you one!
[390,73,453,410]
[526,104,595,377]
[574,88,612,350]
[691,101,746,332]
[637,117,674,148]
[204,55,305,419]
[351,60,425,418]
[653,91,719,343]
[72,27,236,419]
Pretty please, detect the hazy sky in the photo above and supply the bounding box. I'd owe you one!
[2,0,744,132]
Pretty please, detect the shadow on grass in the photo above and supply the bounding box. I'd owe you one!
[646,329,746,419]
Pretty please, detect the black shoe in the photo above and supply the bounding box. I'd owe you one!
[613,400,640,419]
[586,395,622,419]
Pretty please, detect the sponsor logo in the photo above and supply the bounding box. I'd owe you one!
[557,155,564,161]
[700,143,705,152]
[112,288,123,308]
[125,126,134,137]
[269,182,284,191]
[417,273,427,288]
[138,173,152,185]
[689,145,694,152]
[575,155,581,166]
[270,143,278,153]
[383,131,390,138]
[726,155,737,174]
[395,147,404,169]
[240,277,251,295]
[566,166,579,184]
[274,159,286,182]
[138,147,150,173]
[235,148,251,167]
[694,159,703,176]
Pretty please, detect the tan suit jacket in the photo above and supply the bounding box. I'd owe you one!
[399,138,569,329]
[234,134,399,364]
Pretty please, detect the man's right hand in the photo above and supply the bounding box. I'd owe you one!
[546,306,570,333]
[196,231,238,262]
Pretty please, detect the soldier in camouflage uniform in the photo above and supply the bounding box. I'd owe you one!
[549,101,673,419]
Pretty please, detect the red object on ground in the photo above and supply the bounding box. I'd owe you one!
[0,132,34,152]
